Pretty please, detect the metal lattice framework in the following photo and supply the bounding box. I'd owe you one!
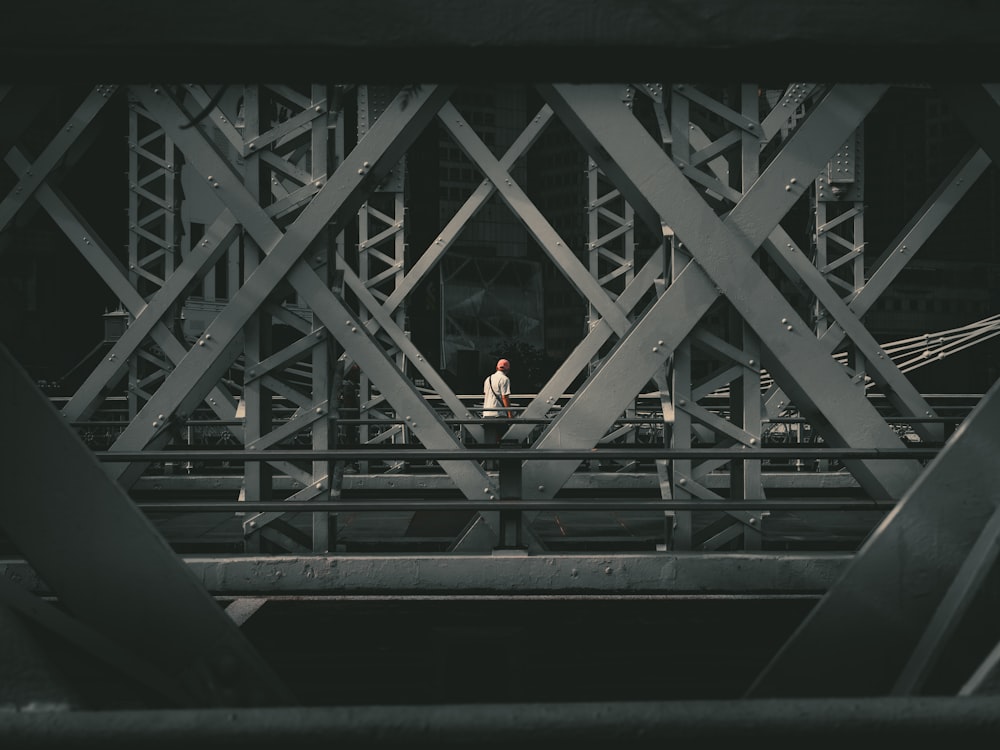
[5,82,1000,549]
[3,79,1000,712]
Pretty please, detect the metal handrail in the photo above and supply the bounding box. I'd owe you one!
[70,415,965,427]
[133,498,895,512]
[94,446,941,461]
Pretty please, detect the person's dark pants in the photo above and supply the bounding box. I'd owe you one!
[484,418,508,469]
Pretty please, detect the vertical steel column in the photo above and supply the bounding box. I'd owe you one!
[668,87,694,550]
[308,84,334,552]
[328,84,352,521]
[226,84,340,553]
[127,94,182,422]
[240,85,272,553]
[813,129,866,335]
[666,84,770,549]
[585,86,639,467]
[735,83,765,549]
[331,83,350,494]
[653,235,676,551]
[631,84,676,549]
[494,454,525,552]
[356,85,409,474]
[667,83,765,547]
[813,128,866,470]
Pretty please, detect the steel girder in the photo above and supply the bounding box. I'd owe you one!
[124,93,184,423]
[105,85,443,469]
[356,84,410,474]
[0,82,992,522]
[0,341,294,708]
[662,84,768,550]
[747,376,1000,698]
[1,551,848,598]
[2,82,994,552]
[234,83,337,553]
[2,80,1000,717]
[529,83,921,503]
[115,84,549,550]
[0,87,993,538]
[3,697,1000,748]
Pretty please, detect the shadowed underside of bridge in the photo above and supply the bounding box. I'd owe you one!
[3,2,1000,747]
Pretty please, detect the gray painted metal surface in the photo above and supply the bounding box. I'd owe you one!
[748,378,1000,697]
[0,343,293,707]
[2,73,999,721]
[531,83,920,503]
[1,697,999,748]
[0,552,849,598]
[106,84,455,486]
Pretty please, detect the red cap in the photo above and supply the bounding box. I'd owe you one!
[496,358,510,372]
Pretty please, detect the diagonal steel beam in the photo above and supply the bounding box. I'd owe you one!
[338,261,487,444]
[243,267,546,550]
[759,84,822,143]
[0,342,294,707]
[891,504,1000,695]
[421,100,641,444]
[0,85,116,233]
[118,84,535,546]
[438,101,633,334]
[132,86,529,521]
[131,86,500,486]
[961,642,1000,695]
[851,147,990,318]
[380,104,553,316]
[746,376,1000,698]
[4,146,244,436]
[530,83,920,503]
[0,574,190,705]
[0,85,58,159]
[106,84,455,487]
[181,84,246,156]
[245,329,328,385]
[759,224,942,442]
[505,234,665,444]
[58,206,241,422]
[763,146,991,427]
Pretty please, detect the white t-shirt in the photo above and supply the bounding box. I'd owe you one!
[483,370,511,417]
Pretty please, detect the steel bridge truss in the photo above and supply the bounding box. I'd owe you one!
[4,82,998,551]
[3,82,1000,706]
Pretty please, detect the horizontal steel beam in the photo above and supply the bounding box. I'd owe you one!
[69,415,964,426]
[130,471,863,493]
[1,553,850,597]
[131,499,892,512]
[93,448,941,461]
[1,696,998,747]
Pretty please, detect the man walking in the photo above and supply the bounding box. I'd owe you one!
[483,358,512,462]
